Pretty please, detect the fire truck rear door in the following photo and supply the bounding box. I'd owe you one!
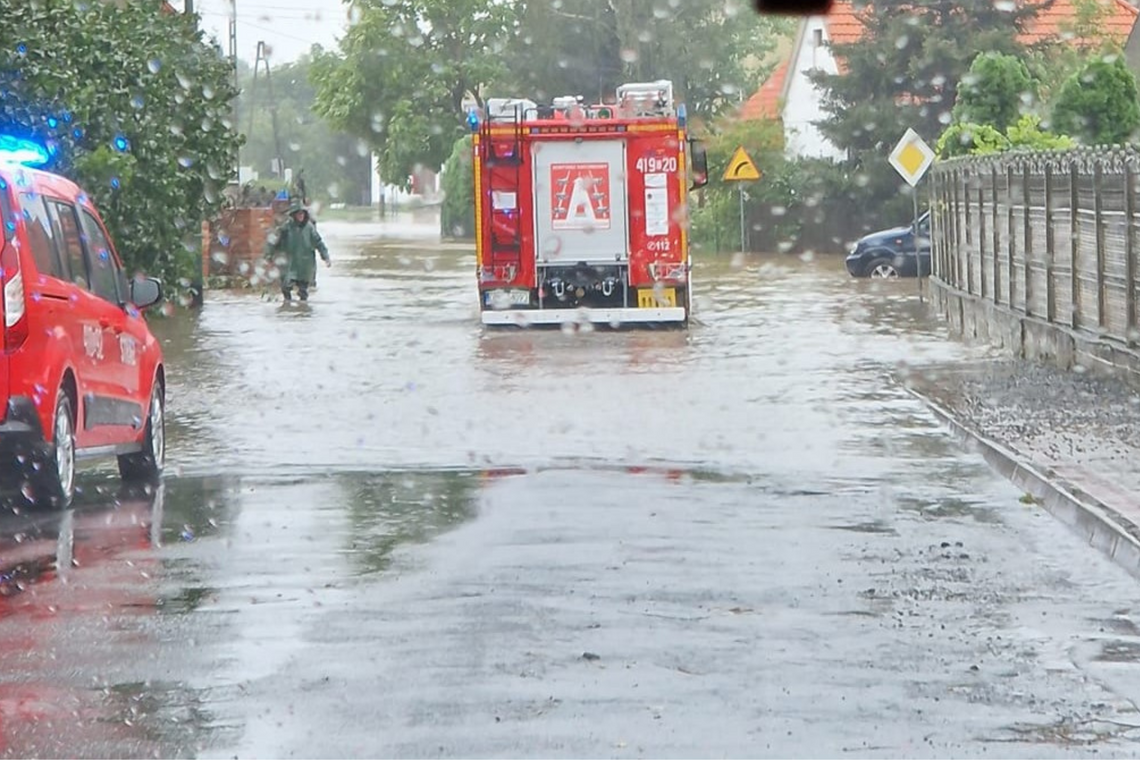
[533,140,628,265]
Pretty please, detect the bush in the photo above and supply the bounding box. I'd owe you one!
[953,52,1037,131]
[1006,114,1075,151]
[1052,54,1140,146]
[936,123,1011,158]
[937,115,1075,159]
[440,135,474,240]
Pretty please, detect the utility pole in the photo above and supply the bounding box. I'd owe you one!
[229,0,239,173]
[248,41,286,182]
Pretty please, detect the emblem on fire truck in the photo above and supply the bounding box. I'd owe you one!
[550,163,610,230]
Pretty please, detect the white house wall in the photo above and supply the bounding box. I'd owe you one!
[370,151,416,206]
[782,17,847,162]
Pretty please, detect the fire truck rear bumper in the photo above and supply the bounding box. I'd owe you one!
[481,307,687,326]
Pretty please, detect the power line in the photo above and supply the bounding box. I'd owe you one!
[200,10,327,22]
[221,17,320,46]
[221,1,335,10]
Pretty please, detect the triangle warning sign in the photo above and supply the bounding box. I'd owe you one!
[723,146,761,182]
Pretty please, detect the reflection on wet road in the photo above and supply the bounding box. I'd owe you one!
[3,218,1140,758]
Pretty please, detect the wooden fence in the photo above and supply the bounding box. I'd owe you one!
[930,147,1140,346]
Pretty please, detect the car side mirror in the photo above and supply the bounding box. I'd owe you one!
[689,139,709,190]
[130,276,163,310]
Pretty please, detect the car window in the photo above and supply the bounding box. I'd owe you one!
[47,200,89,291]
[79,209,122,304]
[17,192,64,280]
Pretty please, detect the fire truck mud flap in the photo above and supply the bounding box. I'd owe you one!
[481,307,687,327]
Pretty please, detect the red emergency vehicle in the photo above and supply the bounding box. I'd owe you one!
[470,80,708,326]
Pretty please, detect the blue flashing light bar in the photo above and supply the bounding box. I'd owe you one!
[466,109,480,133]
[677,103,687,129]
[0,135,52,167]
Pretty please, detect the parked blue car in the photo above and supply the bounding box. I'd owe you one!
[845,210,931,278]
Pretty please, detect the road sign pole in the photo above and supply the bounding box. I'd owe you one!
[913,186,922,303]
[739,185,746,253]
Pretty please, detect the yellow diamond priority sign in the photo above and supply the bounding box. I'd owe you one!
[889,128,935,187]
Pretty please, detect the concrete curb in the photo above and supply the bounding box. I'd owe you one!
[907,386,1140,581]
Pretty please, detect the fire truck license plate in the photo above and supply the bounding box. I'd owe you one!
[487,289,531,309]
[637,288,676,308]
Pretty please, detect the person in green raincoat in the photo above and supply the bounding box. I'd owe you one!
[265,201,330,302]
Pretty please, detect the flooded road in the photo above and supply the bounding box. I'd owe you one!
[3,217,1140,758]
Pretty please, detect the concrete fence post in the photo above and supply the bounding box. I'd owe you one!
[962,170,969,290]
[931,172,939,280]
[1007,164,1016,309]
[1094,160,1107,330]
[1126,160,1137,344]
[1071,162,1080,330]
[1045,163,1056,323]
[992,167,1001,305]
[1024,162,1033,316]
[951,169,961,289]
[939,172,948,284]
[978,170,986,299]
[944,172,953,284]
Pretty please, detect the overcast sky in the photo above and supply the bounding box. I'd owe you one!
[182,0,350,64]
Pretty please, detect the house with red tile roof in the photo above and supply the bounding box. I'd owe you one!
[743,0,1140,161]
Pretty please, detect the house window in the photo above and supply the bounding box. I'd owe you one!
[813,28,824,47]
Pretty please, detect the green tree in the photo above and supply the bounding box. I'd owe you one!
[504,0,790,121]
[811,0,1042,161]
[313,0,788,186]
[953,52,1036,130]
[311,0,515,187]
[0,0,240,291]
[607,0,786,119]
[1052,54,1140,145]
[504,0,623,104]
[1027,0,1118,110]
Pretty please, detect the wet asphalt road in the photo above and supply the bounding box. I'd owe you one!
[3,215,1140,758]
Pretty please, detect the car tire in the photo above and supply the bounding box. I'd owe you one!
[32,392,76,508]
[865,258,900,279]
[118,380,165,483]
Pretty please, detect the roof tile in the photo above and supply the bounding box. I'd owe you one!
[740,59,791,119]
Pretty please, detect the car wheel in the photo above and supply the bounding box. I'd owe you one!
[866,259,899,279]
[118,380,165,483]
[32,392,75,508]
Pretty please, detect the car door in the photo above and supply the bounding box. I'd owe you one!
[77,207,146,400]
[916,213,931,252]
[45,199,132,447]
[915,213,932,275]
[14,189,80,423]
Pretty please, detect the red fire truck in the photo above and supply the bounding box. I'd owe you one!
[469,80,708,326]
